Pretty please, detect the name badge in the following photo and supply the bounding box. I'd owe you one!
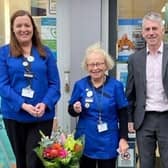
[85,98,93,103]
[21,86,34,98]
[97,122,108,132]
[24,72,34,78]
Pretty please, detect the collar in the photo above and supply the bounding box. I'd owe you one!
[147,41,163,55]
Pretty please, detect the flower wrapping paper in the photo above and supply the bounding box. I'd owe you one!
[34,128,84,168]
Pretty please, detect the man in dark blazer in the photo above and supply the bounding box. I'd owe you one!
[126,11,168,168]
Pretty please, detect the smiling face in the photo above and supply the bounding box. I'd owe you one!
[142,19,164,49]
[86,52,107,82]
[12,15,33,46]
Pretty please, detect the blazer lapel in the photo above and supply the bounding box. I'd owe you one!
[140,49,147,88]
[162,44,168,79]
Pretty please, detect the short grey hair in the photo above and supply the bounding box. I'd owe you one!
[81,43,115,71]
[142,11,164,28]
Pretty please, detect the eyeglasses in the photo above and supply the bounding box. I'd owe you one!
[87,62,105,68]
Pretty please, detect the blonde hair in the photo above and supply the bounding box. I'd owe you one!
[81,43,115,71]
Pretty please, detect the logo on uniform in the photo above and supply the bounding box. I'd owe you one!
[85,89,94,108]
[87,90,93,97]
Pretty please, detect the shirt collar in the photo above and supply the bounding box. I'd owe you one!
[147,41,163,55]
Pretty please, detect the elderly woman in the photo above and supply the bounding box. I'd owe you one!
[68,43,129,168]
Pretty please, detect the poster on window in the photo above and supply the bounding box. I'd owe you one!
[116,63,128,89]
[31,0,48,16]
[49,0,56,15]
[117,19,145,62]
[31,0,56,16]
[41,17,57,57]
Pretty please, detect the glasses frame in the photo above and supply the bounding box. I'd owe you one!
[87,62,105,68]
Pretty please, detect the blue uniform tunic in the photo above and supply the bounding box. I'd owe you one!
[69,76,128,159]
[0,45,60,122]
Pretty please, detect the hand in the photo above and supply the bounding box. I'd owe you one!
[73,101,82,113]
[118,138,129,154]
[22,103,37,117]
[35,103,46,117]
[128,122,136,133]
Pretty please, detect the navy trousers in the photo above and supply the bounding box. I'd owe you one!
[3,119,53,168]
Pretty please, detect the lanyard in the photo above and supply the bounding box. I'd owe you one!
[92,83,105,124]
[22,56,34,86]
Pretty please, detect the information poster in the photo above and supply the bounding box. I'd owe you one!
[49,0,56,15]
[31,0,56,16]
[31,0,57,58]
[31,0,48,16]
[117,18,145,62]
[116,63,128,89]
[41,17,57,57]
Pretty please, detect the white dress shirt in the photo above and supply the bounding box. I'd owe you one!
[146,42,168,112]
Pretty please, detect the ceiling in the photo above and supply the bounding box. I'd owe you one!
[118,0,166,18]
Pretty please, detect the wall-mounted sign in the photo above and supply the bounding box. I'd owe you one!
[117,19,145,62]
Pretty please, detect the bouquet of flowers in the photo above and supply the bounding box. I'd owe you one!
[34,128,84,168]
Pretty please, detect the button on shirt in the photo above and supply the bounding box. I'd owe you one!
[146,42,168,112]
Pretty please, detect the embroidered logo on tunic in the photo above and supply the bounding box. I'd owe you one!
[84,89,94,108]
[85,103,90,108]
[87,90,93,97]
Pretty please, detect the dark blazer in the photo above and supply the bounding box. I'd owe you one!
[126,44,168,130]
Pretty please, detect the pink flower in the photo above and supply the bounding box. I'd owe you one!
[35,129,84,167]
[60,133,66,144]
[58,149,68,158]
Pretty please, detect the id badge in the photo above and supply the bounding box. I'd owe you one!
[24,72,34,78]
[21,86,34,98]
[97,122,108,132]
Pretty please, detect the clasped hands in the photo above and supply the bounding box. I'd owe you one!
[22,102,46,117]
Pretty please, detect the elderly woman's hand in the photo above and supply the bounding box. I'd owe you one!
[73,101,82,113]
[118,138,129,154]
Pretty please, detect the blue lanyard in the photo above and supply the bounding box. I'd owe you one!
[92,84,104,124]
